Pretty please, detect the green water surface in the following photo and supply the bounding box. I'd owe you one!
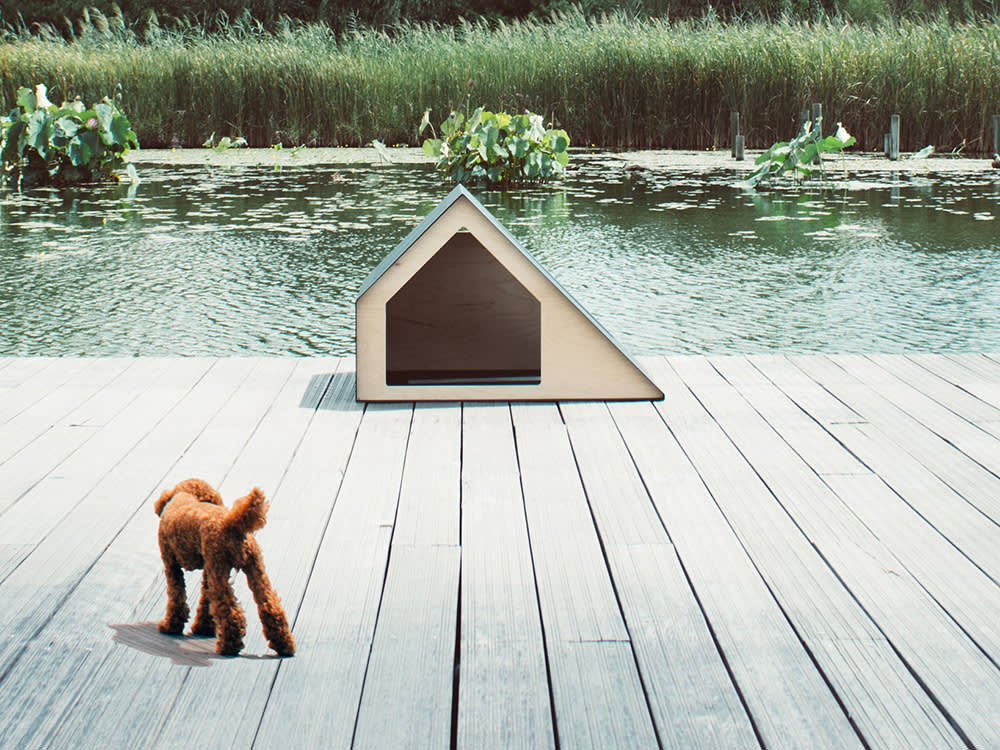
[1,156,998,356]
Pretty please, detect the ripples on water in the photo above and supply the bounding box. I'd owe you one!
[1,157,998,356]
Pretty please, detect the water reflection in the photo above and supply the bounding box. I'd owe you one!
[1,157,998,356]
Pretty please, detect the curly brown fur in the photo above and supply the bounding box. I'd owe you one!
[155,479,295,657]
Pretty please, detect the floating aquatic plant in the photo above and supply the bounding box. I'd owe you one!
[420,107,569,188]
[203,132,248,150]
[746,119,856,188]
[1,84,139,188]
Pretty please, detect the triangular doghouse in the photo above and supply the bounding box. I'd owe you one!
[355,184,663,402]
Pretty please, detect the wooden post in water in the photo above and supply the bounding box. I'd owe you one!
[734,135,745,161]
[811,103,823,163]
[731,111,740,158]
[811,103,823,137]
[992,114,1000,155]
[889,114,900,160]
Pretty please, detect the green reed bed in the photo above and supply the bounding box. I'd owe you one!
[3,13,1000,151]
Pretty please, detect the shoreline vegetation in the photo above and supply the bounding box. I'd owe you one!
[126,146,997,176]
[3,11,1000,152]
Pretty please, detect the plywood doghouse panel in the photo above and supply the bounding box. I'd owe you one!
[386,232,541,386]
[356,185,663,402]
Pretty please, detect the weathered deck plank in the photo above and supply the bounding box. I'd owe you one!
[612,392,862,749]
[457,402,554,750]
[354,544,461,750]
[0,357,89,425]
[561,400,759,748]
[791,354,1000,520]
[0,357,176,515]
[655,355,923,749]
[831,354,1000,473]
[753,356,1000,582]
[253,400,413,749]
[954,352,1000,379]
[0,359,257,688]
[8,358,304,749]
[0,354,998,750]
[390,402,462,548]
[511,401,659,749]
[684,356,989,747]
[0,357,132,463]
[909,353,1000,411]
[511,403,633,642]
[866,353,1000,437]
[141,358,345,750]
[712,356,1000,665]
[353,403,462,750]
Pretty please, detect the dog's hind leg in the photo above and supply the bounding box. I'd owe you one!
[190,574,216,636]
[244,556,296,656]
[158,553,189,635]
[206,562,246,655]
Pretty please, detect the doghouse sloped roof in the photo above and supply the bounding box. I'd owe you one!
[356,183,663,401]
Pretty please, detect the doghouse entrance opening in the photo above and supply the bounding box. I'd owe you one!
[386,231,541,386]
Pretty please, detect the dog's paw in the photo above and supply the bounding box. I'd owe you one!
[215,638,244,656]
[158,619,185,635]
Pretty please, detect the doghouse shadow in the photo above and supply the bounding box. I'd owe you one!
[109,623,274,666]
[300,370,361,412]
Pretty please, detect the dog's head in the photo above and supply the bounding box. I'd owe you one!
[154,478,224,516]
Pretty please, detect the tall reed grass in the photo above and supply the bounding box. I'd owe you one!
[3,11,1000,151]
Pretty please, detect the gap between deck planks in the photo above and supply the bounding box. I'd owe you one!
[0,354,998,750]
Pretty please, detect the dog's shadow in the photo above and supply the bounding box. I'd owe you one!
[108,622,273,667]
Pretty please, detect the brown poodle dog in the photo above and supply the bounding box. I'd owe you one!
[154,478,295,657]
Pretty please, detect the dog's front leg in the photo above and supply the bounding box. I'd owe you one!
[158,552,189,635]
[244,556,296,656]
[206,562,246,655]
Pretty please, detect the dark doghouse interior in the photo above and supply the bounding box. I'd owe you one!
[386,231,541,386]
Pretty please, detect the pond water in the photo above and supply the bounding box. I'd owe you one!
[2,156,999,356]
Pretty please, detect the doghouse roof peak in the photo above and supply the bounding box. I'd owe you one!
[359,184,616,343]
[359,184,539,296]
[355,183,663,401]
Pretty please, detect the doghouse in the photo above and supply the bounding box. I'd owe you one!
[355,184,663,402]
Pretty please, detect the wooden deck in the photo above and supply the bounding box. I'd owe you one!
[1,353,999,749]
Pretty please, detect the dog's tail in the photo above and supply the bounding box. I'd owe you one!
[154,478,224,516]
[222,488,268,535]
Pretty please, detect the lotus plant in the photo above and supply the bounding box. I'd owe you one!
[746,118,855,188]
[1,84,139,188]
[420,106,570,188]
